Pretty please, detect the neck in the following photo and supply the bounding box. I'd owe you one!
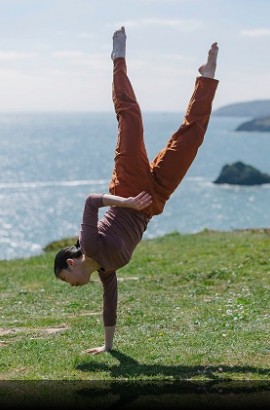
[84,255,101,273]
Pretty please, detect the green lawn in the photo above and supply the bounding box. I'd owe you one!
[0,229,269,382]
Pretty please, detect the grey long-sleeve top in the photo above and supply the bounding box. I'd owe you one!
[79,194,149,326]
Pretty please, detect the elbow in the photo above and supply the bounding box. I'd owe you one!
[85,193,104,208]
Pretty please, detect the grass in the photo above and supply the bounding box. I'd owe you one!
[0,229,269,384]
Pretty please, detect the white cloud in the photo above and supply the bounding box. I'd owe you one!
[0,51,36,61]
[0,67,22,78]
[78,32,94,39]
[52,51,85,59]
[52,50,111,76]
[240,28,270,37]
[143,18,203,30]
[108,18,203,31]
[0,64,112,112]
[52,50,109,69]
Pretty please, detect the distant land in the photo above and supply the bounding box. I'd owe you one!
[236,116,270,132]
[213,99,270,117]
[214,100,270,132]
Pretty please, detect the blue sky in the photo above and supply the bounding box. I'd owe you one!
[0,0,270,112]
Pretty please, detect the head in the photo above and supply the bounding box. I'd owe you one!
[54,241,90,286]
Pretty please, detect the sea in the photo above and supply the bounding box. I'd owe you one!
[0,112,270,260]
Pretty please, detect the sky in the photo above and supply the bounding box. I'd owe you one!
[0,0,270,112]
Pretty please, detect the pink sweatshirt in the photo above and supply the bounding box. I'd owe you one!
[79,194,149,326]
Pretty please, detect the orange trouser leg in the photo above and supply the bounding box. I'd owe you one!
[149,76,219,216]
[109,59,219,219]
[109,58,152,199]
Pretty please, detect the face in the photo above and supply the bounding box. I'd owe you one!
[58,255,91,286]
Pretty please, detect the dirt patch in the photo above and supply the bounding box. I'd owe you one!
[66,311,101,318]
[118,276,140,282]
[0,325,69,345]
[0,341,10,346]
[0,325,69,336]
[42,325,69,334]
[0,328,22,336]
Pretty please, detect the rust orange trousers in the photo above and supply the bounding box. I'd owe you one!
[109,58,219,219]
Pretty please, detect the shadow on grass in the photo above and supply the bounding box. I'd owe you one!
[73,350,270,409]
[1,353,269,410]
[76,349,270,380]
[1,380,269,410]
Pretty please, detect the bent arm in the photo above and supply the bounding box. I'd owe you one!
[80,194,104,256]
[102,191,152,211]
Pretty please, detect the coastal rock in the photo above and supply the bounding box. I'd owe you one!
[214,161,270,185]
[236,116,270,132]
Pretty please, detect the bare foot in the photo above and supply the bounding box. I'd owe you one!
[111,26,127,60]
[198,42,219,78]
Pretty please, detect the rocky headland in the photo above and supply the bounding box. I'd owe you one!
[214,161,270,185]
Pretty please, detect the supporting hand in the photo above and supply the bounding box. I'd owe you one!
[84,326,115,355]
[84,345,109,355]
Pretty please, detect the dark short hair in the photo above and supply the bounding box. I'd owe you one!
[54,240,82,277]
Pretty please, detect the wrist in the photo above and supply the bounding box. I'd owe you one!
[121,197,129,207]
[104,325,115,351]
[113,196,128,208]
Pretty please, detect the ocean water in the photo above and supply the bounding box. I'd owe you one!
[0,112,270,260]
